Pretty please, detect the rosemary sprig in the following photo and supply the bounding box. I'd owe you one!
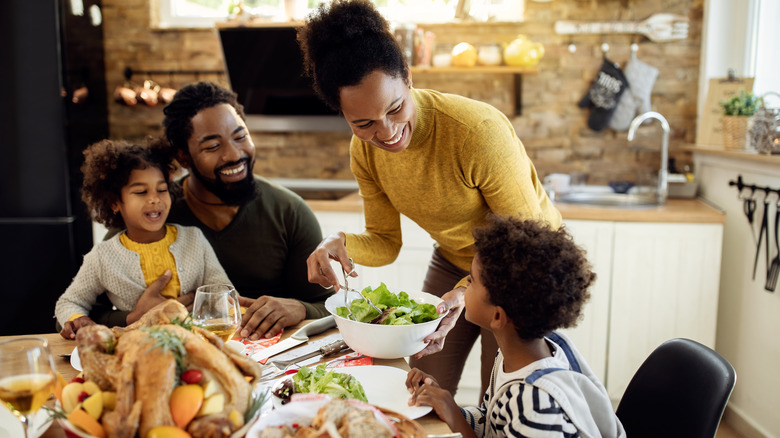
[141,327,187,374]
[170,314,201,331]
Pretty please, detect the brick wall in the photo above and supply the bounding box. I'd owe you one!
[101,0,703,185]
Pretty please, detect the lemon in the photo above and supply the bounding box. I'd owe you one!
[451,42,477,67]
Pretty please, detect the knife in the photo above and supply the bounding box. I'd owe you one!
[251,315,336,362]
[265,339,351,376]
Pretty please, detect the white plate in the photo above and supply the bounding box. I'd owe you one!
[276,365,431,420]
[71,347,82,371]
[0,405,52,438]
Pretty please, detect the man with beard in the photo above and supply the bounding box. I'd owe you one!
[87,82,332,340]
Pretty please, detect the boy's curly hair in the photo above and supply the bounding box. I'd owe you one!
[163,81,245,154]
[80,137,177,229]
[297,0,409,111]
[473,216,595,340]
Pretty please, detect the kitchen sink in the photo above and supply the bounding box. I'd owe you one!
[288,188,358,201]
[555,191,661,208]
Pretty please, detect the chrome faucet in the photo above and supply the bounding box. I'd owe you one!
[627,111,669,205]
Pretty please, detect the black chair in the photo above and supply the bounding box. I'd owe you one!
[615,338,736,438]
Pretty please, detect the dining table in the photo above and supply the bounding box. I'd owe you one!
[1,320,455,438]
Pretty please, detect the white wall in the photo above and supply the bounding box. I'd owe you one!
[695,153,780,437]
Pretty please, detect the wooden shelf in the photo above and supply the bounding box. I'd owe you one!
[409,66,539,74]
[410,65,539,115]
[684,144,780,166]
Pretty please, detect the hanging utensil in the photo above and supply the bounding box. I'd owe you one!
[743,193,757,243]
[554,13,689,43]
[765,201,780,292]
[753,196,770,280]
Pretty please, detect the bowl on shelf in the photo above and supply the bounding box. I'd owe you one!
[324,289,443,359]
[608,181,635,194]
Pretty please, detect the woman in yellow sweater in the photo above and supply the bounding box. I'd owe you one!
[301,0,561,396]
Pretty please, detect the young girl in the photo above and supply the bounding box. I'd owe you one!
[406,217,625,437]
[55,138,231,339]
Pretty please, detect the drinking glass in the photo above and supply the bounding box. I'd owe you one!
[192,284,241,342]
[0,338,56,438]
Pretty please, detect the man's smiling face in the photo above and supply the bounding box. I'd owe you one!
[184,103,257,205]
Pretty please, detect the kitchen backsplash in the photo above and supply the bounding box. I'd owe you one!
[101,0,702,185]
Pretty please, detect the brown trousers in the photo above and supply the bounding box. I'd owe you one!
[408,249,498,399]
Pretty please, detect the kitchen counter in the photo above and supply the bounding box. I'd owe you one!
[305,193,726,224]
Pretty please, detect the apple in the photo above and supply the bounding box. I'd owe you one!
[61,382,84,413]
[197,393,224,417]
[82,391,103,420]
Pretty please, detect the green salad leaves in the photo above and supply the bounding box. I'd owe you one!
[292,364,368,402]
[335,283,440,325]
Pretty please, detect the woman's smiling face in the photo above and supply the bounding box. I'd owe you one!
[338,70,416,153]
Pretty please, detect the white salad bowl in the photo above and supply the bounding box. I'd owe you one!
[324,289,444,359]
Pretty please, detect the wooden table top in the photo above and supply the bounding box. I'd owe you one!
[2,322,452,437]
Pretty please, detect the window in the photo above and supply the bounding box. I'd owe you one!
[155,0,522,29]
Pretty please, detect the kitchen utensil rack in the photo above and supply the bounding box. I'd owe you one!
[729,175,780,199]
[123,67,226,81]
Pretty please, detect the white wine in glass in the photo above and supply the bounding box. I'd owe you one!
[0,337,56,438]
[193,284,241,342]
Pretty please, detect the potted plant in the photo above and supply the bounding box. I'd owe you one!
[719,89,759,150]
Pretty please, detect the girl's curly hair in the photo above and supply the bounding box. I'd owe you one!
[80,137,177,229]
[163,81,245,154]
[473,216,595,340]
[297,0,409,111]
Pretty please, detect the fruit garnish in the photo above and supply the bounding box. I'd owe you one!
[181,369,203,385]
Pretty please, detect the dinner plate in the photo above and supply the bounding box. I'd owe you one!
[274,365,431,420]
[0,405,52,438]
[71,347,82,371]
[338,365,432,419]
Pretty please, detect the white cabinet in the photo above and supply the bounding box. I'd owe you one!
[606,222,723,400]
[558,220,614,384]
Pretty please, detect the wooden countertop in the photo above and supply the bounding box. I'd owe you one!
[4,324,451,437]
[554,198,725,223]
[306,192,726,224]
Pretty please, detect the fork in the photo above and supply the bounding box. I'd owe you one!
[341,259,382,320]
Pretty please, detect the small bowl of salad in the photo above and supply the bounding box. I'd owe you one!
[325,284,444,359]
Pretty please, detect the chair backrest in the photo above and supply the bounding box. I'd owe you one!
[615,338,736,438]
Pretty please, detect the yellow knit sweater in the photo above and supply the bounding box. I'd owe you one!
[345,88,561,283]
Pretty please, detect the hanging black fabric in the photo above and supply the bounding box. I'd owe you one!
[578,58,629,131]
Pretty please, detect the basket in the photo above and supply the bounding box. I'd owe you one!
[722,115,751,150]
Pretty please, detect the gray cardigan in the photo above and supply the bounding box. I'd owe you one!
[54,224,231,326]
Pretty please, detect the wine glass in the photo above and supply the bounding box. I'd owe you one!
[192,284,241,342]
[0,338,56,438]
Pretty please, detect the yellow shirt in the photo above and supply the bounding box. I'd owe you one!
[346,88,561,287]
[120,225,182,299]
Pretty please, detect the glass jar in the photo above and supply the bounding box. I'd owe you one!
[432,43,453,67]
[477,44,502,66]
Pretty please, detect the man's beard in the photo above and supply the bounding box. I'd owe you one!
[189,157,257,206]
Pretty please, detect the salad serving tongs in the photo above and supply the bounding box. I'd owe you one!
[341,258,381,320]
